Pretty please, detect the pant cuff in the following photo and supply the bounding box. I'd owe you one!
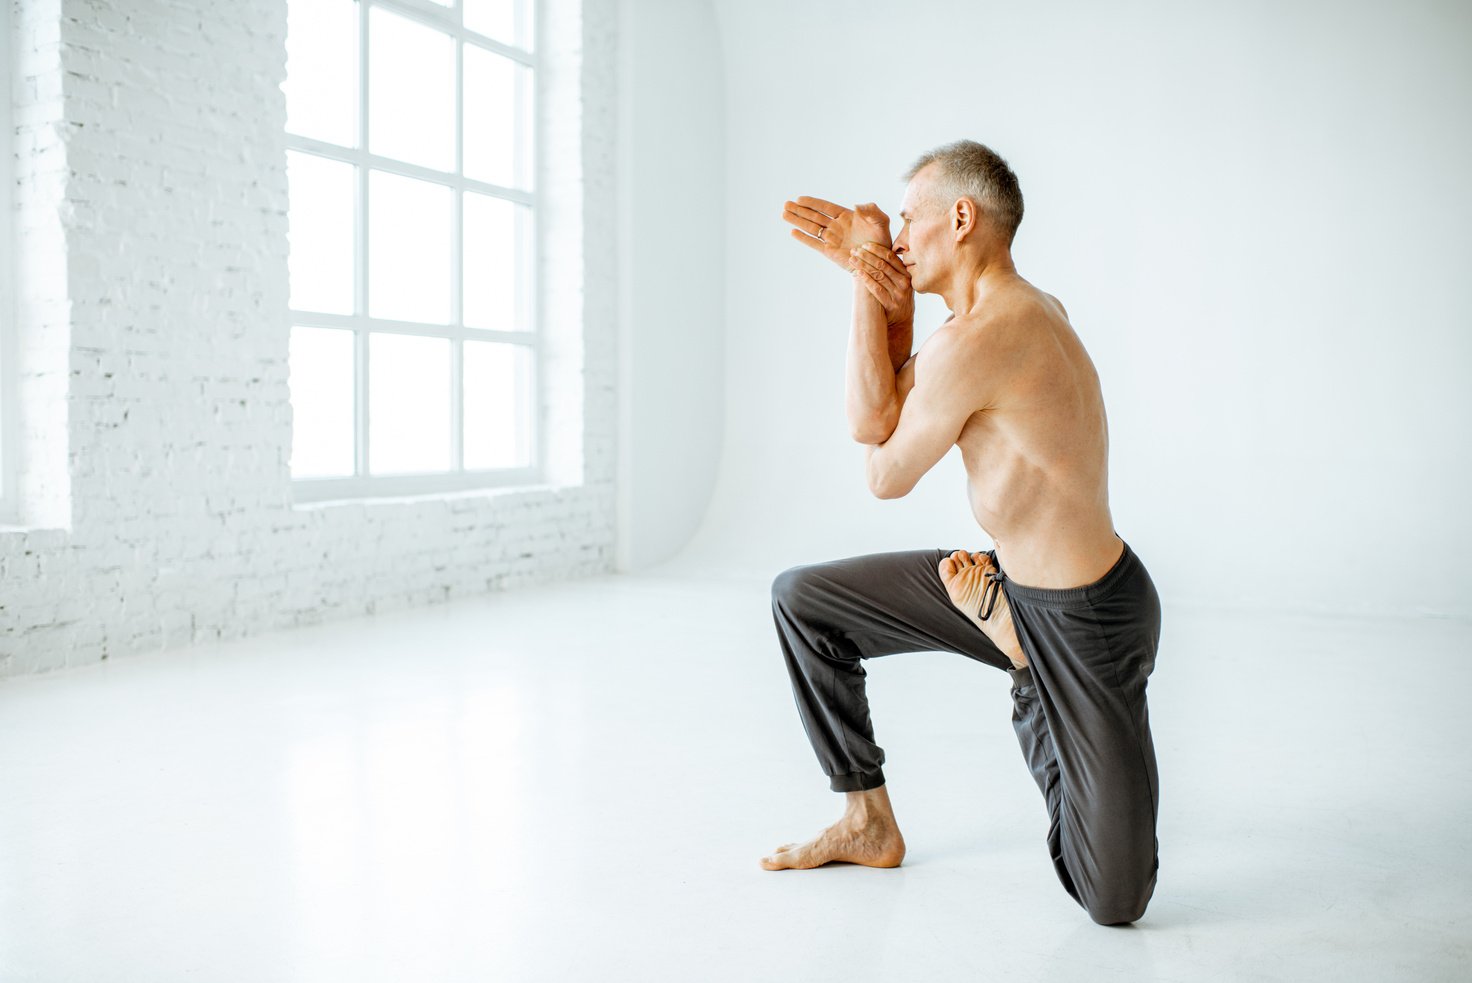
[829,767,885,793]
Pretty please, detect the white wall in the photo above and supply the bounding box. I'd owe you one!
[662,0,1472,620]
[615,0,724,572]
[0,0,621,678]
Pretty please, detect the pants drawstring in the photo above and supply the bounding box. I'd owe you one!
[979,549,1007,621]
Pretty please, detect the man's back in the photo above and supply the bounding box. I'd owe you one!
[909,277,1122,589]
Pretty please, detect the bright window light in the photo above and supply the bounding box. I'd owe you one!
[289,326,356,478]
[369,333,452,474]
[283,0,540,496]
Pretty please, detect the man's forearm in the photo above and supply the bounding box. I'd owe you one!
[846,279,913,442]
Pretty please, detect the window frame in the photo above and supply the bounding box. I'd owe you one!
[0,0,19,523]
[287,0,542,503]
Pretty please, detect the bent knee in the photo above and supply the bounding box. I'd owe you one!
[771,565,820,611]
[1082,871,1155,926]
[1087,896,1149,926]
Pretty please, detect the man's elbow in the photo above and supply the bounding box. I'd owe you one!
[850,410,899,445]
[867,470,912,500]
[852,424,894,445]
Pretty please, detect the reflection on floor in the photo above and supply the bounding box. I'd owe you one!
[1,570,1467,982]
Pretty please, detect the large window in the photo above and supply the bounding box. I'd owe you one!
[284,0,538,501]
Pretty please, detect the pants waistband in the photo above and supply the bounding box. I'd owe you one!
[991,538,1139,610]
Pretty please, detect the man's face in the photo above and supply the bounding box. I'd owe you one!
[894,165,947,294]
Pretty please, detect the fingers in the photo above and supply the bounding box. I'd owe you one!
[853,242,908,280]
[853,262,887,302]
[783,200,830,229]
[849,248,881,279]
[849,243,911,306]
[784,200,832,226]
[854,260,903,309]
[794,195,849,218]
[782,202,828,241]
[789,228,827,253]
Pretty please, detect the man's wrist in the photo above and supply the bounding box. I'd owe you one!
[880,318,907,335]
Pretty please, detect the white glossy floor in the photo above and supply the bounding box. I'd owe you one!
[1,569,1469,982]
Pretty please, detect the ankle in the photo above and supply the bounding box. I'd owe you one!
[843,787,894,824]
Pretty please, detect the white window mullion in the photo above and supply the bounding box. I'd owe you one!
[357,0,372,477]
[528,0,542,476]
[0,0,15,517]
[293,309,535,348]
[452,30,465,471]
[378,0,532,67]
[287,131,532,205]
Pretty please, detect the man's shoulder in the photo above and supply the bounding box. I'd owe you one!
[951,289,1064,342]
[914,319,1005,386]
[933,308,1020,351]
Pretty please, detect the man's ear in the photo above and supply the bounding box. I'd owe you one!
[952,199,977,240]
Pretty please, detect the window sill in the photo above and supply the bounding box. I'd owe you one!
[290,471,579,510]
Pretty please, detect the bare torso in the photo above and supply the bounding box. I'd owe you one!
[899,277,1124,589]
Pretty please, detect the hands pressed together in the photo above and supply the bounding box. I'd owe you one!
[782,195,915,328]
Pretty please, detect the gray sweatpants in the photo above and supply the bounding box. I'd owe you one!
[770,538,1162,925]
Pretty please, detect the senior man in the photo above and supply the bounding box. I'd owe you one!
[763,140,1163,927]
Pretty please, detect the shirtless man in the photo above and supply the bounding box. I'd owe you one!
[762,140,1163,926]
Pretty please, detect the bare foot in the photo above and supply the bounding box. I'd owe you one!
[760,789,906,870]
[938,550,1028,670]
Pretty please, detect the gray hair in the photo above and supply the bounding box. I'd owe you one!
[902,140,1024,245]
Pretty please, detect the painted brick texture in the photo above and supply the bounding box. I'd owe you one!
[0,0,619,678]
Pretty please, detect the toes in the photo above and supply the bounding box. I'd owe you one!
[761,847,802,870]
[780,845,818,870]
[760,843,801,869]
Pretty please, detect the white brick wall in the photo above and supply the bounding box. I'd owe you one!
[0,0,620,678]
